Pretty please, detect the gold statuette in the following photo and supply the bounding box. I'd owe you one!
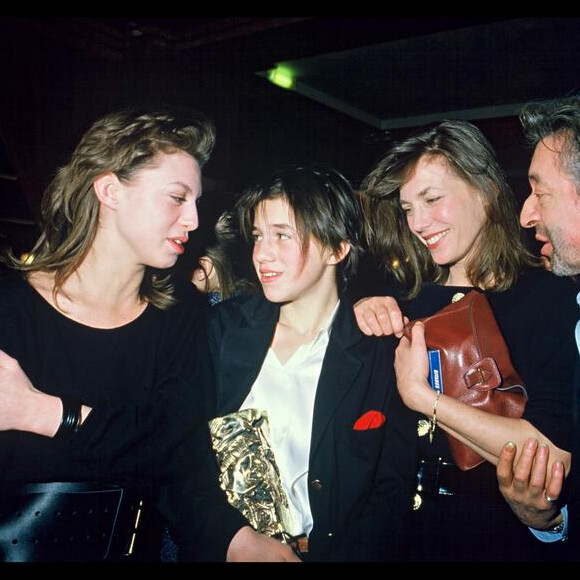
[209,408,293,542]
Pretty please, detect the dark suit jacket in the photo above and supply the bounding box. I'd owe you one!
[207,293,417,561]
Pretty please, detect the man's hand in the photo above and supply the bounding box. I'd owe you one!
[353,296,408,337]
[496,438,564,529]
[226,526,301,562]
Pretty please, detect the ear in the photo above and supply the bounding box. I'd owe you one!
[192,266,207,283]
[93,172,121,209]
[327,240,351,265]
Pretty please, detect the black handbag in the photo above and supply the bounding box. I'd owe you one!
[0,482,145,562]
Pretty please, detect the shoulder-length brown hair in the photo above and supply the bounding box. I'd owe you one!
[361,120,539,298]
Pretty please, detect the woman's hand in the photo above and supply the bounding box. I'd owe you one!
[0,348,62,436]
[227,526,301,562]
[353,296,408,338]
[394,322,433,413]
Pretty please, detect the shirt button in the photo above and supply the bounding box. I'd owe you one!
[311,479,323,491]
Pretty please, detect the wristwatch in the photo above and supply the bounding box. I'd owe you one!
[544,511,565,535]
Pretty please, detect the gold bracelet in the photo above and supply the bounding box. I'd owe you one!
[428,392,440,444]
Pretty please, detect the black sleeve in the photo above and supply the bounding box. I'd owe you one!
[491,271,579,451]
[61,285,216,487]
[156,292,248,561]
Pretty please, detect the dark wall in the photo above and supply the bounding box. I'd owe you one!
[0,18,535,272]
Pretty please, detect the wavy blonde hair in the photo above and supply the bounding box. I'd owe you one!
[3,108,215,309]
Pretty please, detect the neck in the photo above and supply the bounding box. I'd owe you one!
[66,247,145,306]
[445,261,472,287]
[27,244,148,328]
[278,286,339,336]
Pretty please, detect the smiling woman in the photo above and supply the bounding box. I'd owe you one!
[355,119,579,562]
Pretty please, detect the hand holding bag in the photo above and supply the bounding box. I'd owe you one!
[403,290,528,470]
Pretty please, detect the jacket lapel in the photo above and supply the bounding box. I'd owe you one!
[217,297,279,415]
[309,299,364,458]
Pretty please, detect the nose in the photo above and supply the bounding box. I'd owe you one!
[519,194,538,229]
[254,237,275,263]
[181,202,199,232]
[407,205,430,234]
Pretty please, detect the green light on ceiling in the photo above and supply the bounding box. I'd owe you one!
[267,67,295,90]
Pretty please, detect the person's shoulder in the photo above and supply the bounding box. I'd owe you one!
[515,267,579,298]
[211,292,268,322]
[0,269,26,296]
[157,276,210,323]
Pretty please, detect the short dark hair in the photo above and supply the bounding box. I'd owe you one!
[235,165,363,293]
[520,95,580,193]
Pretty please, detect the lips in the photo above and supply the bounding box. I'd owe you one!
[540,241,553,258]
[535,234,552,258]
[422,230,448,250]
[168,238,186,254]
[259,270,281,284]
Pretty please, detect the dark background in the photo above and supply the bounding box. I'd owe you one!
[1,16,578,279]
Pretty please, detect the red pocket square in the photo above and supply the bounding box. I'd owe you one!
[353,410,386,430]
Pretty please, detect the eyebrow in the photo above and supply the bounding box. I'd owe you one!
[253,222,295,230]
[400,187,436,204]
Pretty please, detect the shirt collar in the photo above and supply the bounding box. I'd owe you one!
[312,298,340,346]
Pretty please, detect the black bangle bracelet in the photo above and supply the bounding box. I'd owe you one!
[55,396,82,440]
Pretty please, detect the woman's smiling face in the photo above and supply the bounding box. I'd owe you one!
[399,155,487,282]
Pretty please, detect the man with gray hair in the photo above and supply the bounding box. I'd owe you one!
[496,94,580,560]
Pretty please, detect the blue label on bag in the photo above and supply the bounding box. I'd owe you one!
[427,350,444,393]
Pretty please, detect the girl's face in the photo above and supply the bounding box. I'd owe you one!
[251,197,337,304]
[113,151,201,270]
[399,155,487,282]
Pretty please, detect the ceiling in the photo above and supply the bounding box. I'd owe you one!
[1,16,579,257]
[258,17,580,129]
[48,16,580,129]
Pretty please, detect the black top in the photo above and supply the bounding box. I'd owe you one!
[205,293,418,561]
[403,268,579,460]
[398,268,579,561]
[0,273,215,492]
[0,273,249,561]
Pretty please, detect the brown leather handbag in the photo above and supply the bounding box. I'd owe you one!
[403,290,528,470]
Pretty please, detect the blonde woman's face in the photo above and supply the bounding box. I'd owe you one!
[113,151,202,270]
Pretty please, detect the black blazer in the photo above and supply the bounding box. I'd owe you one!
[207,293,417,561]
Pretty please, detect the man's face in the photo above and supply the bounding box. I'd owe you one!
[520,134,580,276]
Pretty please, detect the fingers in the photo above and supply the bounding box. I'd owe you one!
[511,438,540,492]
[528,443,551,491]
[410,321,426,349]
[497,441,517,488]
[377,298,405,337]
[353,296,403,337]
[545,460,565,503]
